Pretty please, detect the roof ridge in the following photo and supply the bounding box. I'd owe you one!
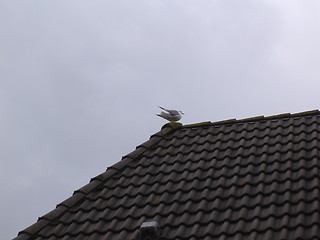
[183,109,319,129]
[13,126,176,240]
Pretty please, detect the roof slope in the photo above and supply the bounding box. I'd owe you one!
[14,110,320,240]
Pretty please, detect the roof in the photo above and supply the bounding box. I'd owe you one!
[14,110,320,240]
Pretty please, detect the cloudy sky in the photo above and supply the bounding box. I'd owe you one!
[1,0,320,239]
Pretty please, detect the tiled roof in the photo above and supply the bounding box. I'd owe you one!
[14,110,320,240]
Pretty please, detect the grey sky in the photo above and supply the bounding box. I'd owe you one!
[1,1,320,239]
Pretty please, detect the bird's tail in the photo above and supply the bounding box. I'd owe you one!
[157,113,166,119]
[158,106,166,111]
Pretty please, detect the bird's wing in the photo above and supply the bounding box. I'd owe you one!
[169,110,180,115]
[158,106,180,116]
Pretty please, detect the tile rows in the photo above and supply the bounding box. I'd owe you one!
[16,113,320,240]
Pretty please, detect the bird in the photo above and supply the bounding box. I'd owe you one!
[157,106,184,122]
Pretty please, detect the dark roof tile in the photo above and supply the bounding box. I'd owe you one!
[39,206,67,221]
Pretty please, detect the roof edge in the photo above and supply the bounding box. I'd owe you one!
[12,125,176,240]
[183,109,319,129]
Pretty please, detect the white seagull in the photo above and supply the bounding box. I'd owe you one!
[157,106,184,122]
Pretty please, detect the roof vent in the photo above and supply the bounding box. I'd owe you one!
[139,221,161,240]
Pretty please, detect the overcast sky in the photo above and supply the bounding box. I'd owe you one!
[1,1,320,239]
